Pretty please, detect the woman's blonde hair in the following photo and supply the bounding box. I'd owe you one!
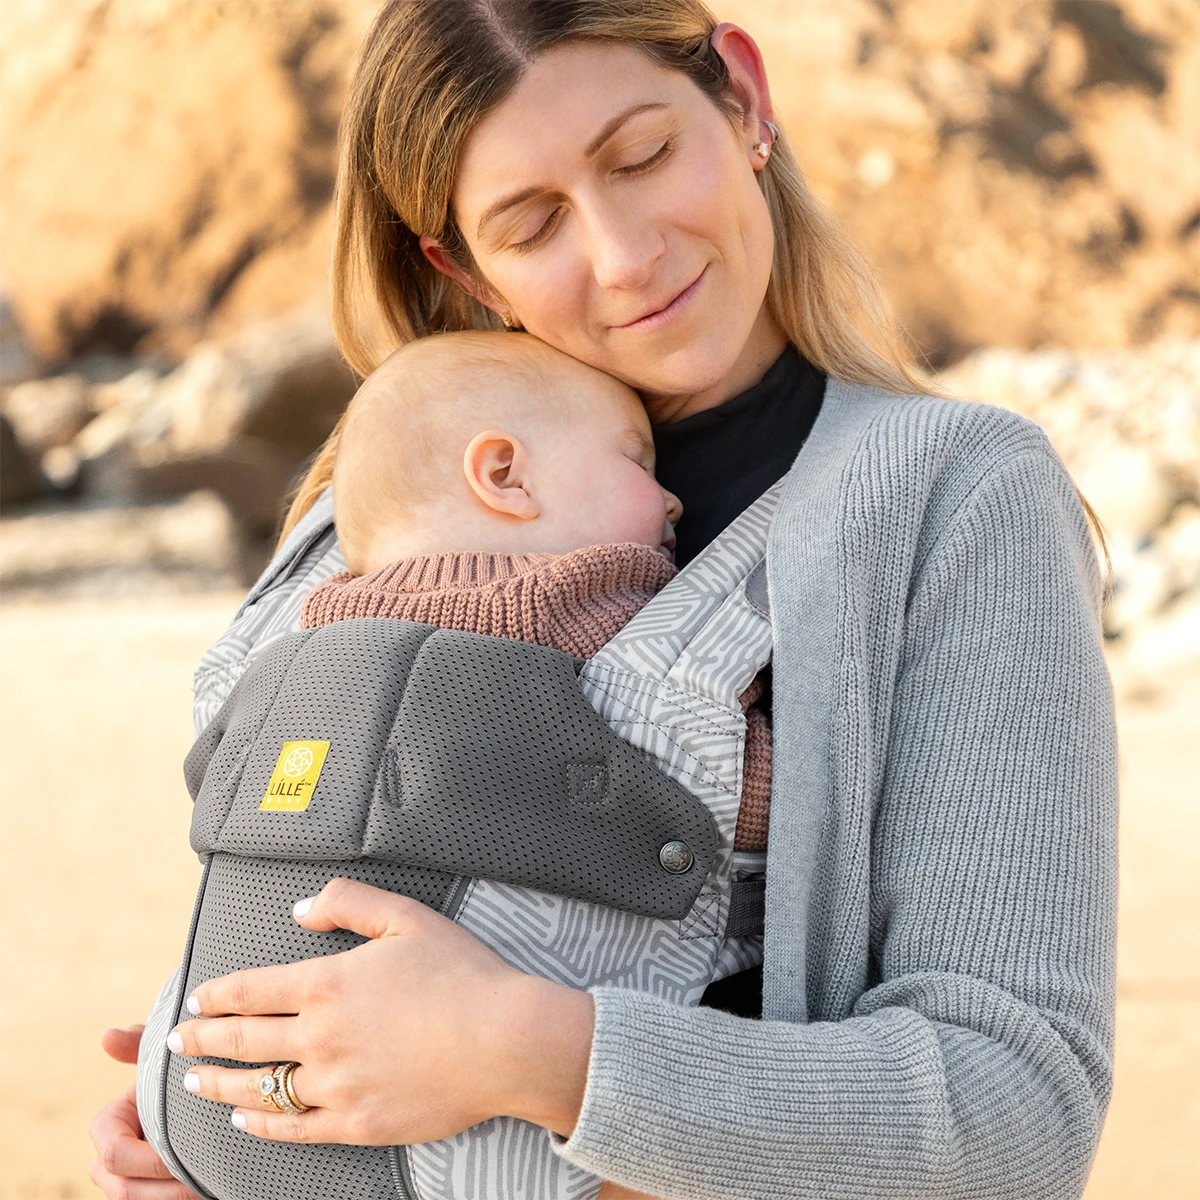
[281,0,928,542]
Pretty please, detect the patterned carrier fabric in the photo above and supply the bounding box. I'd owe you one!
[191,490,346,738]
[144,483,780,1200]
[407,486,779,1197]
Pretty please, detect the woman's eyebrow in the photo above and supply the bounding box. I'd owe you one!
[477,186,547,239]
[583,101,670,158]
[476,102,671,240]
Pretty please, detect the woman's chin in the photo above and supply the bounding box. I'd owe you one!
[626,346,748,408]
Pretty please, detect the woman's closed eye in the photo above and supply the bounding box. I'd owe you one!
[512,208,563,253]
[613,137,675,178]
[510,139,676,253]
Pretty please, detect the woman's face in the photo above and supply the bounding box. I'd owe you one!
[433,39,783,420]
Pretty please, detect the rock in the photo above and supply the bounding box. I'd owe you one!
[1109,498,1200,640]
[1072,444,1178,549]
[733,0,1200,362]
[1,374,91,453]
[0,0,377,361]
[59,308,355,578]
[74,369,163,460]
[1156,502,1200,603]
[1107,544,1175,637]
[135,435,305,582]
[1106,588,1200,698]
[0,411,41,506]
[0,292,40,386]
[65,368,162,501]
[0,490,237,596]
[137,309,355,460]
[40,444,81,492]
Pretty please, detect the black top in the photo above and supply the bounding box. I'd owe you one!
[653,344,826,567]
[653,345,825,1019]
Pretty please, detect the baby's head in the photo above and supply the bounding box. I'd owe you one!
[333,332,681,575]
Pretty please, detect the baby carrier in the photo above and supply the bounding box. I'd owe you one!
[138,483,780,1200]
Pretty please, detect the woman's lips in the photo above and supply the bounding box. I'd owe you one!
[614,268,707,333]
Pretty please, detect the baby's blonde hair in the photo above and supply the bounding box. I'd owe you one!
[333,331,635,571]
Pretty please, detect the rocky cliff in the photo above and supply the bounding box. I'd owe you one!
[1,0,1195,366]
[0,0,378,364]
[757,0,1198,359]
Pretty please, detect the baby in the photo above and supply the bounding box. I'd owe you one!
[142,330,770,1200]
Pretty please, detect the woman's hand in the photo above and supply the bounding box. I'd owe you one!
[89,1026,202,1200]
[170,879,595,1145]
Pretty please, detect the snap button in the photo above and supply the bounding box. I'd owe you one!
[659,840,694,874]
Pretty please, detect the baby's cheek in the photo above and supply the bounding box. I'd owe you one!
[625,482,669,546]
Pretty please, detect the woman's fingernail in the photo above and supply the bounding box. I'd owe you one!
[292,897,315,919]
[231,1112,248,1130]
[184,1072,202,1093]
[186,994,202,1015]
[166,1031,185,1054]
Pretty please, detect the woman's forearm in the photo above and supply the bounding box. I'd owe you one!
[496,974,595,1138]
[559,982,1106,1200]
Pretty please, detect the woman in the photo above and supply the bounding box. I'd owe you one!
[91,2,1116,1197]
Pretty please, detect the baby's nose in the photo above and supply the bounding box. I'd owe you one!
[663,488,683,526]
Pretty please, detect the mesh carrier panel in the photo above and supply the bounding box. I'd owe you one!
[365,632,716,916]
[163,853,454,1200]
[188,622,716,919]
[206,622,435,860]
[168,619,723,1195]
[185,631,310,848]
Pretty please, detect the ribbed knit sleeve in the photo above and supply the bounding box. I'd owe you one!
[555,405,1117,1199]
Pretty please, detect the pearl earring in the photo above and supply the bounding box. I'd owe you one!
[754,121,778,162]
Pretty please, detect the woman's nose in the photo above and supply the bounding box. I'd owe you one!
[582,202,666,291]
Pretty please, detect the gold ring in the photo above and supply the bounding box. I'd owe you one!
[274,1062,309,1114]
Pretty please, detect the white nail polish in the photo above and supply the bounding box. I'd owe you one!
[292,896,315,918]
[184,1072,202,1093]
[166,1031,185,1054]
[186,994,202,1015]
[231,1112,248,1130]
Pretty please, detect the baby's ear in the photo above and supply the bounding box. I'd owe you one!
[463,430,540,520]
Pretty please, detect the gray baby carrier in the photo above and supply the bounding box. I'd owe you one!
[138,485,780,1200]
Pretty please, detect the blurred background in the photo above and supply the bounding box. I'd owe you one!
[0,1,1196,1196]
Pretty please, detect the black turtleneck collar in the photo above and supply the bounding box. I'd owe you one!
[652,345,826,567]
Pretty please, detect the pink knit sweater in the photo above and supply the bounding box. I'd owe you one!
[301,543,771,850]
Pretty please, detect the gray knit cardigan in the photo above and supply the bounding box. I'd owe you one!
[191,380,1117,1200]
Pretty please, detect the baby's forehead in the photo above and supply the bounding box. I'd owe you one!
[459,349,641,420]
[361,338,646,434]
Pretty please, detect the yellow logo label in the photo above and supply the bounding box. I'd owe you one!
[260,740,330,811]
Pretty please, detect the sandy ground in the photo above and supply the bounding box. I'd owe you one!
[0,595,1197,1199]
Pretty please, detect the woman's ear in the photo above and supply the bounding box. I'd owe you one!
[463,430,540,520]
[709,23,777,162]
[419,237,513,320]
